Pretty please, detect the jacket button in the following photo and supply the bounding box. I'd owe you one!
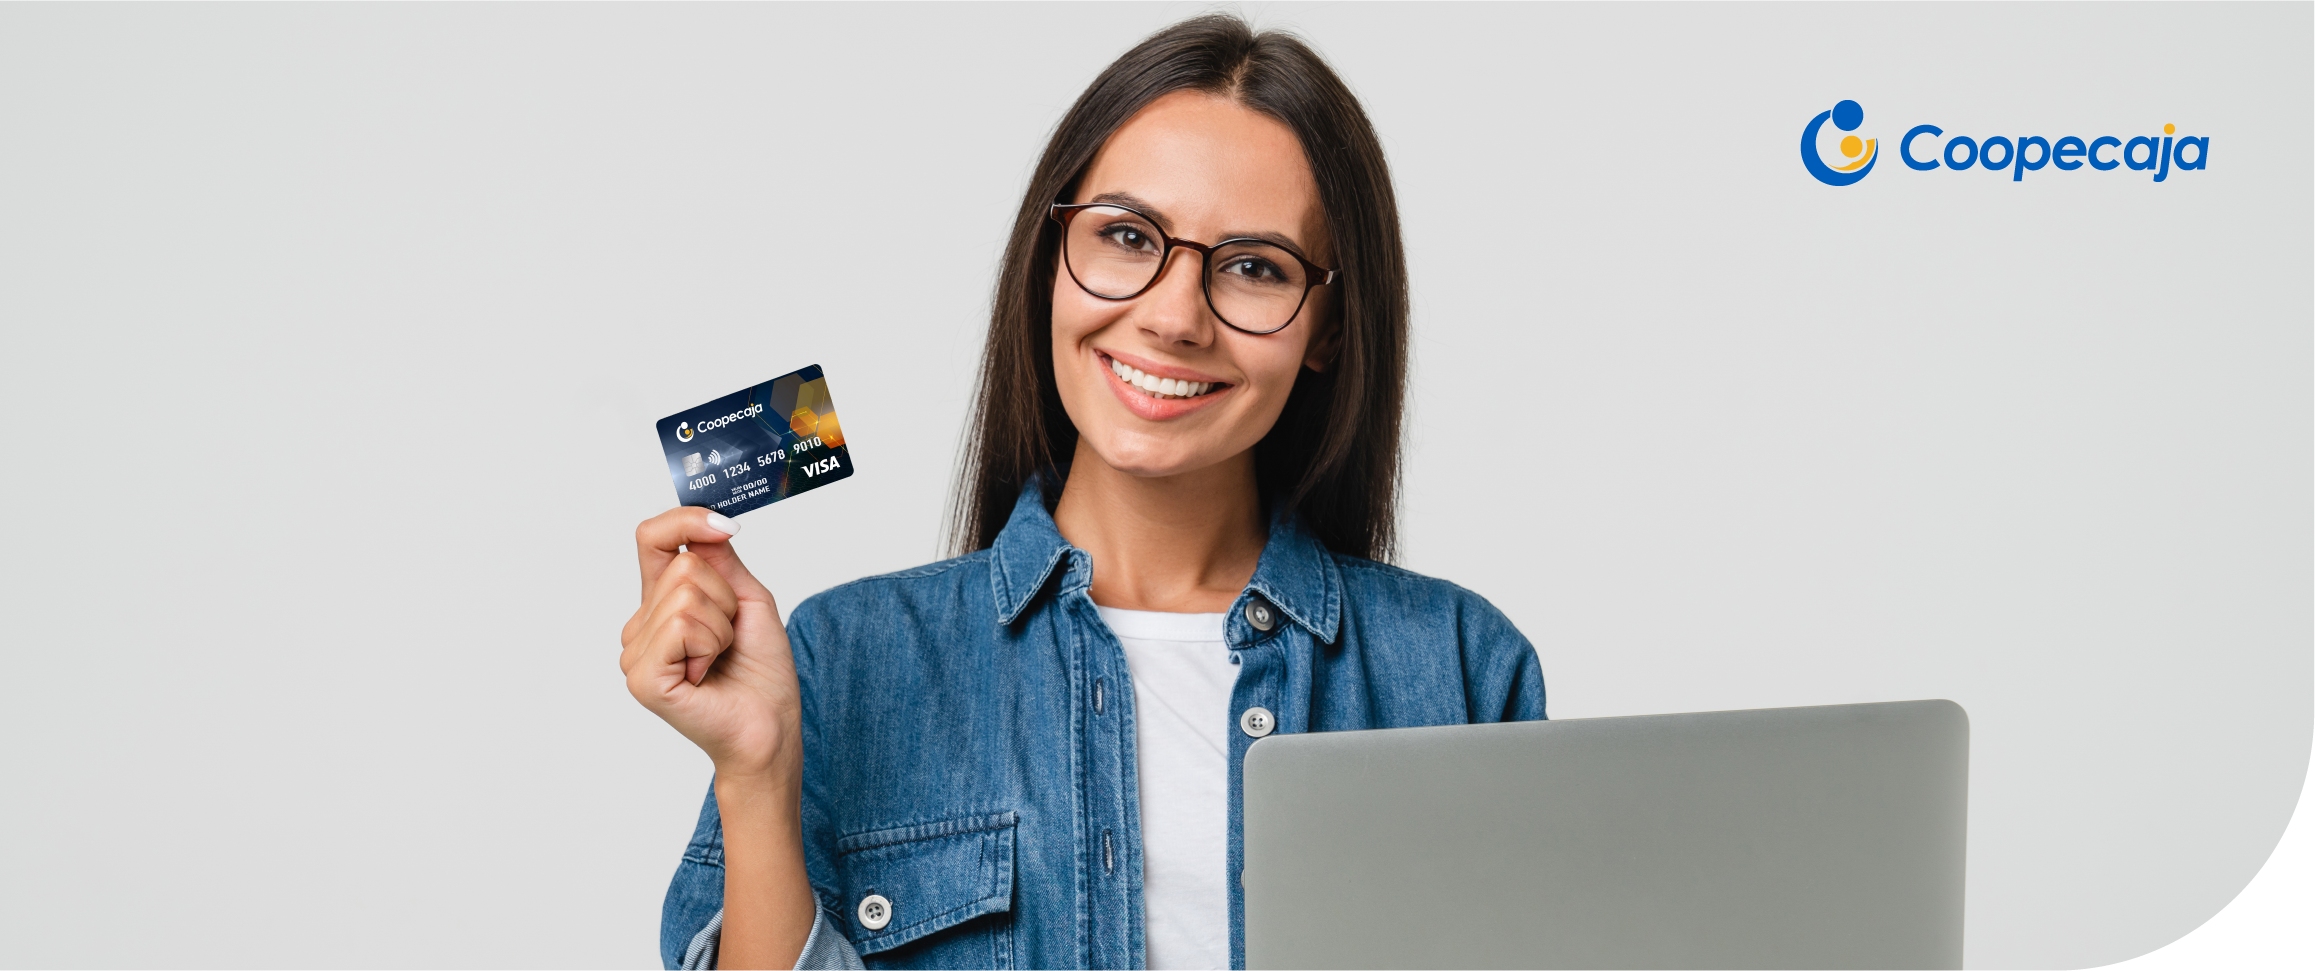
[1240,706,1275,738]
[857,893,892,931]
[1244,597,1276,632]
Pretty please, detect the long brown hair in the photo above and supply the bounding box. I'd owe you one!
[948,13,1408,561]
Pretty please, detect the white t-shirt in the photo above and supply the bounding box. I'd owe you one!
[1095,606,1237,971]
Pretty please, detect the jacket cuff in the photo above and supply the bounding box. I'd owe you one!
[679,906,864,971]
[794,904,867,970]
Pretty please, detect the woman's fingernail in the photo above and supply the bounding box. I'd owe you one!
[704,512,741,536]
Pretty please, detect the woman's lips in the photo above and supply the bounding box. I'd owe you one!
[1096,350,1232,421]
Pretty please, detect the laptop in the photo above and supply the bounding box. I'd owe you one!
[1242,699,1968,969]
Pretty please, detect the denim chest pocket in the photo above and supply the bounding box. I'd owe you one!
[835,811,1017,969]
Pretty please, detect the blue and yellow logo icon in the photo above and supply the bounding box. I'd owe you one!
[677,421,694,443]
[1801,99,1877,186]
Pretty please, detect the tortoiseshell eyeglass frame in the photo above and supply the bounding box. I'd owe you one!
[1049,202,1339,336]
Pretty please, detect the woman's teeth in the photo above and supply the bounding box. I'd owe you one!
[1109,357,1214,399]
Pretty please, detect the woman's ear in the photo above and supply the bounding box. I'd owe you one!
[1302,308,1344,373]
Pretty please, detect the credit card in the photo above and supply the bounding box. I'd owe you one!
[656,364,854,516]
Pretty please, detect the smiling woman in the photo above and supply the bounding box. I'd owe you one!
[959,20,1409,567]
[618,13,1545,971]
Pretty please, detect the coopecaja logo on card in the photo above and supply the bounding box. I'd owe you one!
[1802,99,2209,186]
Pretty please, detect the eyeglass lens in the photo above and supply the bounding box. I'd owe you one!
[1062,205,1308,333]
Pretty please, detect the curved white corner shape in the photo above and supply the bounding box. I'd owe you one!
[2105,756,2314,969]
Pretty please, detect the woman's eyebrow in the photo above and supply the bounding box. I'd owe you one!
[1090,192,1173,232]
[1088,191,1314,259]
[1224,229,1313,258]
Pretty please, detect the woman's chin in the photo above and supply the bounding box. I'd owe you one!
[1082,434,1232,481]
[1097,453,1206,481]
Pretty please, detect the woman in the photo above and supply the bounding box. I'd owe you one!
[621,14,1545,970]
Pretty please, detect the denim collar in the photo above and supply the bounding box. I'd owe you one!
[987,474,1343,642]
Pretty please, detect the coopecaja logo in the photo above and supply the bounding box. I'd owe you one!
[1803,99,2209,186]
[1800,100,1879,186]
[693,402,764,436]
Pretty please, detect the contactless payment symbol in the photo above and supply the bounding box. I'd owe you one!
[1801,99,1877,186]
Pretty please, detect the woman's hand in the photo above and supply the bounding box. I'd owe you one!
[621,507,801,782]
[624,507,820,967]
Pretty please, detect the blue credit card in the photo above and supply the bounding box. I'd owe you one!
[656,364,854,516]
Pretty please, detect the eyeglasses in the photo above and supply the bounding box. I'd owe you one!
[1049,202,1337,335]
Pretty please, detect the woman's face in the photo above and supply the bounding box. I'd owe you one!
[1051,90,1335,480]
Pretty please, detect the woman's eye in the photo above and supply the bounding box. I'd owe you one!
[1098,225,1159,252]
[1221,256,1284,282]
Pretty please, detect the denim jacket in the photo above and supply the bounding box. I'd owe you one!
[661,479,1547,970]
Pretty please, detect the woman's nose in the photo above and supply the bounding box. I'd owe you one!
[1135,248,1218,347]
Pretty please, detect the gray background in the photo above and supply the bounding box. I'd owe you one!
[0,3,2305,968]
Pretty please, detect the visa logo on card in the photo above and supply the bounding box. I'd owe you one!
[656,364,855,516]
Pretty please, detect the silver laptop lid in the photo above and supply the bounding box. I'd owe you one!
[1243,699,1968,969]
